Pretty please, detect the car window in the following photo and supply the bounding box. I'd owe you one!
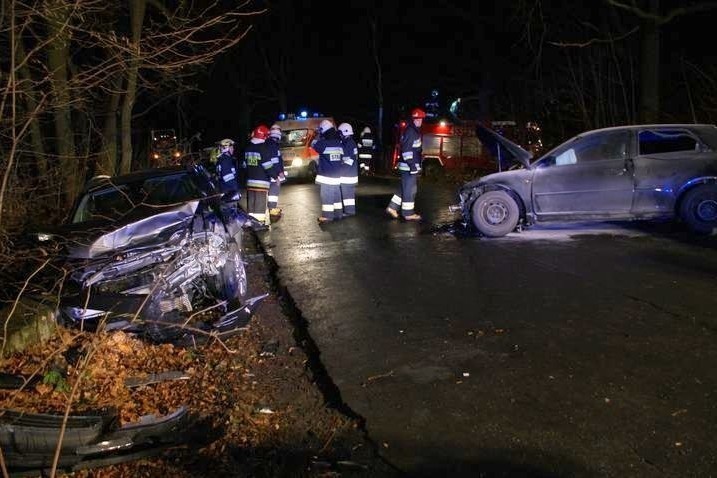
[71,173,202,224]
[72,185,133,223]
[639,129,699,155]
[282,129,309,147]
[551,131,630,166]
[695,126,717,150]
[141,174,199,204]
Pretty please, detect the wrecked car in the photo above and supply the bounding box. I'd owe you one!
[450,123,717,237]
[34,165,265,343]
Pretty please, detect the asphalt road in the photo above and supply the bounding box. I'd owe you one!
[255,175,717,477]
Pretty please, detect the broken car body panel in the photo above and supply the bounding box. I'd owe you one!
[0,406,192,474]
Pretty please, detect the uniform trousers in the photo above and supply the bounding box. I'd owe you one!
[319,183,342,221]
[247,188,269,224]
[387,173,418,217]
[268,179,281,209]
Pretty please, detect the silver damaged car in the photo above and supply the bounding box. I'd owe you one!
[451,123,717,237]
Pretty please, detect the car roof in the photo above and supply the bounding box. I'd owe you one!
[578,124,717,136]
[83,166,188,192]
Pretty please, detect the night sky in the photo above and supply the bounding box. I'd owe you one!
[181,0,716,146]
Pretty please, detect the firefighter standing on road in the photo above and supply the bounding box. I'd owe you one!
[266,124,286,219]
[312,119,344,223]
[338,122,359,216]
[243,125,277,225]
[357,126,376,175]
[386,108,425,221]
[215,138,240,200]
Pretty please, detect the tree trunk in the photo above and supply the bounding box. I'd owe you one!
[16,40,47,177]
[639,0,660,123]
[46,1,78,205]
[370,19,384,147]
[99,78,122,175]
[119,0,146,174]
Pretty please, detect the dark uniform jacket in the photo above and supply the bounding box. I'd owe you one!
[358,132,376,162]
[340,136,359,182]
[243,140,276,190]
[215,151,240,193]
[398,122,422,175]
[312,128,344,185]
[266,138,285,178]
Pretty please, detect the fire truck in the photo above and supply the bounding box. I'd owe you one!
[390,117,543,176]
[272,112,334,180]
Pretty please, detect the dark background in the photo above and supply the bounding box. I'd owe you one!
[167,0,715,152]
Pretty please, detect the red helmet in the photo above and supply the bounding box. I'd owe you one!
[252,124,270,140]
[411,108,427,119]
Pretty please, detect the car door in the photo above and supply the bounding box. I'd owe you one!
[631,127,712,214]
[531,130,635,217]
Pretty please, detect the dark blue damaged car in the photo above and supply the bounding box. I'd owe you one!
[32,164,266,343]
[451,123,717,237]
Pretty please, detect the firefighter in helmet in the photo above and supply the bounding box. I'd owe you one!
[311,119,344,223]
[386,107,425,221]
[338,122,359,216]
[243,125,277,225]
[266,124,286,219]
[215,138,240,200]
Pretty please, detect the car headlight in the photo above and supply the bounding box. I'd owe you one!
[36,233,53,242]
[291,157,303,167]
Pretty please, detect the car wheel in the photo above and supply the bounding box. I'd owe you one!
[217,242,248,305]
[471,190,520,237]
[679,184,717,235]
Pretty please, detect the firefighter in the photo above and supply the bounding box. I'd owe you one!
[215,138,240,200]
[311,119,344,223]
[338,122,359,216]
[357,126,376,175]
[243,125,277,225]
[386,108,425,221]
[266,124,286,219]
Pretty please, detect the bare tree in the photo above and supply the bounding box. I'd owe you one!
[0,0,265,230]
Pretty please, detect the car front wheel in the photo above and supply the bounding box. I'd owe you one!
[471,190,519,237]
[679,184,717,235]
[217,242,248,306]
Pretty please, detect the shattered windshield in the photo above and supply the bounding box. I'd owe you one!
[71,173,202,224]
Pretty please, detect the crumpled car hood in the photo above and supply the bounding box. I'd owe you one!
[64,200,200,259]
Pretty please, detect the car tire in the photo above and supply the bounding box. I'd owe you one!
[217,242,248,306]
[679,184,717,235]
[471,190,520,237]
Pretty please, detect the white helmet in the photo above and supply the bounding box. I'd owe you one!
[269,124,281,139]
[338,123,354,136]
[362,126,371,135]
[218,138,234,152]
[319,119,334,133]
